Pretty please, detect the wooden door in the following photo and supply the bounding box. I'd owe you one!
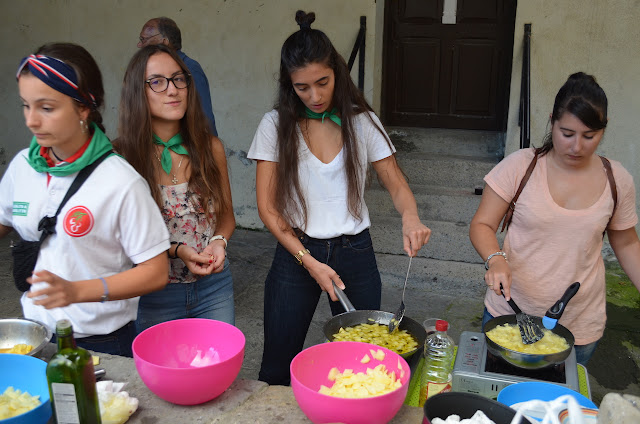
[382,0,517,130]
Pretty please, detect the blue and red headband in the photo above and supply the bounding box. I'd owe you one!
[17,54,97,109]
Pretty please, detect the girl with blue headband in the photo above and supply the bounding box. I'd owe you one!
[248,11,431,385]
[0,43,170,356]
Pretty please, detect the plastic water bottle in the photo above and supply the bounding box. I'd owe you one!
[419,319,454,407]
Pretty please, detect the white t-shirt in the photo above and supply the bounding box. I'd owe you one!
[248,110,395,239]
[0,149,170,337]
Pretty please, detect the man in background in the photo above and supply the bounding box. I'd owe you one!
[138,17,218,136]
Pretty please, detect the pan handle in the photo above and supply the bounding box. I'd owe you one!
[333,282,356,312]
[546,282,580,320]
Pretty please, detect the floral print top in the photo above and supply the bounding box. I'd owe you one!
[159,183,216,284]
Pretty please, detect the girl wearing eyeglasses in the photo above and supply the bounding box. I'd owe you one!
[116,44,236,333]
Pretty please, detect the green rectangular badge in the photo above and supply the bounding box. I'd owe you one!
[12,202,29,216]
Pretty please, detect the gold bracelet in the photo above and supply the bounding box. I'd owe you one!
[294,248,310,265]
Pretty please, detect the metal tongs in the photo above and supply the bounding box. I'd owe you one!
[388,255,412,334]
[500,283,544,344]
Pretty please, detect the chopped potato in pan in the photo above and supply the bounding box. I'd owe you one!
[332,323,418,354]
[486,324,569,354]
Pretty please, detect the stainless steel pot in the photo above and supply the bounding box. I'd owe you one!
[0,318,52,357]
[483,314,575,370]
[323,310,427,360]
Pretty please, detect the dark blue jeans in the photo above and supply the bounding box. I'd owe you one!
[51,321,136,357]
[135,259,235,335]
[481,307,598,365]
[258,229,382,385]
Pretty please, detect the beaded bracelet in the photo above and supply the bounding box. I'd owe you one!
[484,251,507,270]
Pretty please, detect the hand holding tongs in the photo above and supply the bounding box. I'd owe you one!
[500,283,544,344]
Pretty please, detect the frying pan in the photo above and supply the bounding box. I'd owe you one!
[322,283,427,360]
[483,314,575,370]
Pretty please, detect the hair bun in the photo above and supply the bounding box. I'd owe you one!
[568,71,597,84]
[295,10,315,30]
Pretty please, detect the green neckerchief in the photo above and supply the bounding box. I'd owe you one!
[153,133,189,175]
[26,123,113,176]
[305,107,342,127]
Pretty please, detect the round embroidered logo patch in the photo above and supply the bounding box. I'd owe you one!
[63,206,94,237]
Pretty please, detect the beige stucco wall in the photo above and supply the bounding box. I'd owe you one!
[0,0,379,228]
[505,0,640,208]
[4,1,638,229]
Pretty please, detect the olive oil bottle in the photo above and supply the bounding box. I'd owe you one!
[47,319,101,424]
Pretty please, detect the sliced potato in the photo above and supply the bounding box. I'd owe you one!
[332,323,418,354]
[319,364,403,398]
[486,324,569,354]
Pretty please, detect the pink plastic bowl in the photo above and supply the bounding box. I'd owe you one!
[132,318,245,405]
[290,341,410,424]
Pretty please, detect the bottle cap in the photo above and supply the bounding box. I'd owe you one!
[55,319,73,336]
[435,320,448,332]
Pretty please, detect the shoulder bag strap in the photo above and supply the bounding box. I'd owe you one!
[599,155,617,237]
[37,150,113,242]
[501,151,539,233]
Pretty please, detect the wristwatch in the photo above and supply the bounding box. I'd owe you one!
[211,235,228,249]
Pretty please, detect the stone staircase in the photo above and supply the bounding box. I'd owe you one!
[365,127,505,293]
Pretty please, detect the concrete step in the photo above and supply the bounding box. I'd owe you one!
[387,126,504,159]
[365,183,482,224]
[395,152,498,189]
[375,253,487,298]
[369,215,505,264]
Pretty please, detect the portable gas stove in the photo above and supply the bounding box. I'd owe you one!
[452,331,591,400]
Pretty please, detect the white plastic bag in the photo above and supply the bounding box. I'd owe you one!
[96,381,139,424]
[509,394,586,424]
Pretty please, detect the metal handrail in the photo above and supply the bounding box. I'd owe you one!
[519,23,531,149]
[347,16,366,92]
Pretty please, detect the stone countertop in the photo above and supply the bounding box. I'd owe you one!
[41,345,424,423]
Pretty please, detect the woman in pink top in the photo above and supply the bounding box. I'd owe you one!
[470,72,640,364]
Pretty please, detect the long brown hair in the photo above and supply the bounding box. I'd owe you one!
[116,44,228,224]
[275,10,393,230]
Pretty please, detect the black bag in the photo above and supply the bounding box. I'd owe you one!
[11,240,41,292]
[10,150,113,291]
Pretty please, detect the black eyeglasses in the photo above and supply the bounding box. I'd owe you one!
[145,73,191,93]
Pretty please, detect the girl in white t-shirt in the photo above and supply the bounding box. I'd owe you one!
[248,10,431,385]
[470,72,640,364]
[0,43,170,356]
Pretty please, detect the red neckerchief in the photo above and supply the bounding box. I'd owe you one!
[39,135,92,185]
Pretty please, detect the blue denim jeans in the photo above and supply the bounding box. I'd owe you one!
[135,259,235,334]
[481,307,598,365]
[51,321,136,357]
[258,229,382,385]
